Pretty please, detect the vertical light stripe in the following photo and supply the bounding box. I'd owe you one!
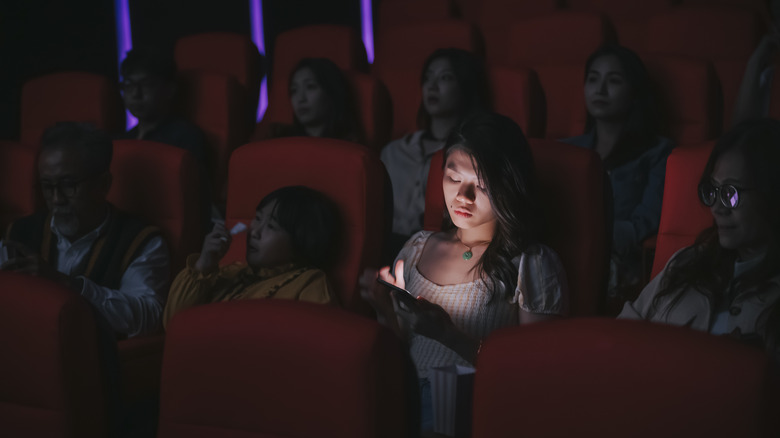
[114,0,137,130]
[360,0,375,63]
[249,0,268,121]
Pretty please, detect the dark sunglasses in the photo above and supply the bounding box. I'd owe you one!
[698,182,755,209]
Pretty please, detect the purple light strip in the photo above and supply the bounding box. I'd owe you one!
[114,0,137,130]
[360,0,375,63]
[249,0,268,121]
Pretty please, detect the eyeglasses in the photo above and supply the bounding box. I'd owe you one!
[119,78,162,94]
[698,182,755,209]
[40,175,97,198]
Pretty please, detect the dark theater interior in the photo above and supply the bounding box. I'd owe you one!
[1,1,779,437]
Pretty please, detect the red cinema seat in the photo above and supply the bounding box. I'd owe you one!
[20,71,123,147]
[489,66,546,138]
[645,6,764,127]
[177,70,249,203]
[377,0,457,34]
[651,142,715,278]
[645,55,722,144]
[473,318,774,438]
[174,32,263,124]
[424,140,609,316]
[567,0,676,50]
[0,141,38,233]
[380,68,422,139]
[109,139,203,407]
[476,0,560,62]
[158,300,408,438]
[374,21,483,77]
[0,271,107,438]
[109,139,203,275]
[264,25,367,124]
[506,13,616,138]
[222,138,387,313]
[346,71,393,149]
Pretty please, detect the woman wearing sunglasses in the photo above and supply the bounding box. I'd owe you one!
[619,118,780,358]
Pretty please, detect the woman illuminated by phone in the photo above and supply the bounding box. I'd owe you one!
[362,112,569,431]
[620,119,780,359]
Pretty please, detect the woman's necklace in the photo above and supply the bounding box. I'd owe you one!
[455,233,492,261]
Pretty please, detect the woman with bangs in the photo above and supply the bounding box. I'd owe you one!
[363,112,569,432]
[620,118,780,359]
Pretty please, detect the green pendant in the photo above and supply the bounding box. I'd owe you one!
[463,250,473,260]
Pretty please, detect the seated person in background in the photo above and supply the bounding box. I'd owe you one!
[2,122,170,337]
[731,1,780,127]
[362,112,568,432]
[118,48,207,166]
[163,185,341,328]
[620,118,780,360]
[381,48,490,255]
[563,44,674,299]
[262,57,362,143]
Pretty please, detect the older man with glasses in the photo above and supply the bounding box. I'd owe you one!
[2,121,170,338]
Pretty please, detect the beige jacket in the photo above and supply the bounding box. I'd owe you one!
[619,249,780,343]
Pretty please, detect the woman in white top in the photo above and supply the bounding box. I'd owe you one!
[380,48,490,255]
[363,112,568,432]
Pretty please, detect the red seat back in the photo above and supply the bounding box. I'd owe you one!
[473,318,773,438]
[20,72,123,147]
[567,0,676,50]
[489,66,546,138]
[0,141,38,232]
[645,55,722,144]
[177,70,249,202]
[109,139,203,274]
[651,142,715,278]
[424,140,608,316]
[265,25,367,124]
[377,0,457,33]
[222,138,387,312]
[0,271,106,438]
[644,6,764,127]
[374,21,483,76]
[477,0,560,62]
[174,31,262,119]
[158,300,407,438]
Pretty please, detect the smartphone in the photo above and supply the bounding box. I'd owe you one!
[377,278,419,311]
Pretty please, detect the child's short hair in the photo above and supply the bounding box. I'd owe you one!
[256,186,341,269]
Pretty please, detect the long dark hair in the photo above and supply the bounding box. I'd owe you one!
[653,119,780,348]
[417,48,491,132]
[256,186,341,269]
[443,111,539,299]
[288,58,362,142]
[583,44,660,169]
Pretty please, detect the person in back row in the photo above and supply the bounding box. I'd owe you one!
[2,122,170,337]
[381,48,490,256]
[163,185,341,328]
[563,44,674,301]
[620,118,780,361]
[118,47,207,166]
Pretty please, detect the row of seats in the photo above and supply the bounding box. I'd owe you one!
[12,2,769,194]
[1,275,774,437]
[0,134,728,317]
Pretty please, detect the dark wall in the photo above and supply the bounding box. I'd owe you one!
[0,0,364,139]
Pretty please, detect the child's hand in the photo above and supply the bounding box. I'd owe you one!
[194,223,231,274]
